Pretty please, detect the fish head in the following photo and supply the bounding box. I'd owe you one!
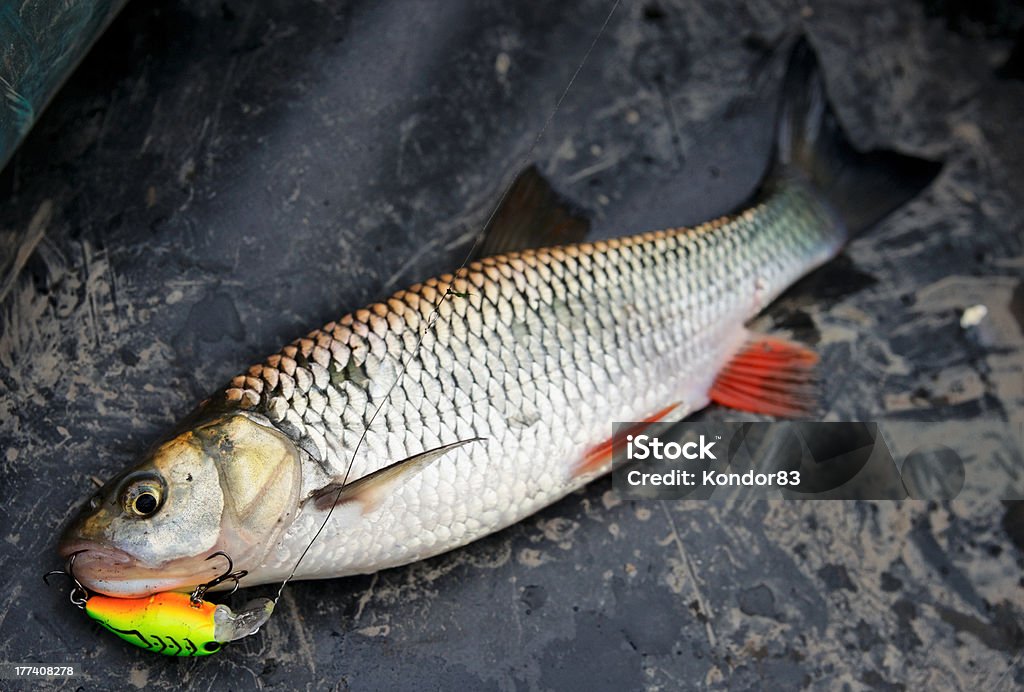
[60,413,302,597]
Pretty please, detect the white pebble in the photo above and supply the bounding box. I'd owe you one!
[960,304,987,328]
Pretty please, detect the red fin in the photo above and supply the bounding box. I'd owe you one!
[710,336,819,417]
[572,403,679,480]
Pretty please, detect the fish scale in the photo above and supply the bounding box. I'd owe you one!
[212,177,842,584]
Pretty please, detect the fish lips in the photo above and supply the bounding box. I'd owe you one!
[57,540,194,598]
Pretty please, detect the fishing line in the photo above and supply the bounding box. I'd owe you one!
[272,0,621,607]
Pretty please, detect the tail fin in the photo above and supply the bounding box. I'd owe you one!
[774,38,942,237]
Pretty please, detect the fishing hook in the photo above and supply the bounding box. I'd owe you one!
[43,550,90,610]
[190,551,248,605]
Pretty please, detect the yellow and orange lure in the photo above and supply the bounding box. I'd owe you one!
[85,592,272,657]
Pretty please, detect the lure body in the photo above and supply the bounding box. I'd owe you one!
[84,592,274,656]
[86,592,223,656]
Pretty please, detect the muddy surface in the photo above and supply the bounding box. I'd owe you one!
[1,0,1022,689]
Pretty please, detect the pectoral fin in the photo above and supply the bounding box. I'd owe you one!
[312,438,485,512]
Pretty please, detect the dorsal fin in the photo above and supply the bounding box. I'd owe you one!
[474,165,589,258]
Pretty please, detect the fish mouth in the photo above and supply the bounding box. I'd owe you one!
[58,540,133,565]
[57,540,200,598]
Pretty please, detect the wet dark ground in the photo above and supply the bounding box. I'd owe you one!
[1,0,1023,690]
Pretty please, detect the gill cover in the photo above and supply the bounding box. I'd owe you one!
[193,414,304,565]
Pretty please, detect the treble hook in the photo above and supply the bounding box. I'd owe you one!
[189,551,248,605]
[43,550,90,610]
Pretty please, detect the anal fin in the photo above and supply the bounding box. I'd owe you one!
[710,334,819,417]
[572,403,681,480]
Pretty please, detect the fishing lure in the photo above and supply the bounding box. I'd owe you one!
[45,552,273,656]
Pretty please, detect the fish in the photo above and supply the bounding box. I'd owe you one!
[59,39,941,598]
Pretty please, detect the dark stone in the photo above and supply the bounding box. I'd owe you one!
[817,564,858,592]
[738,584,777,618]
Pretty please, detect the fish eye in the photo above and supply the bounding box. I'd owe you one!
[120,473,166,518]
[134,492,158,515]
